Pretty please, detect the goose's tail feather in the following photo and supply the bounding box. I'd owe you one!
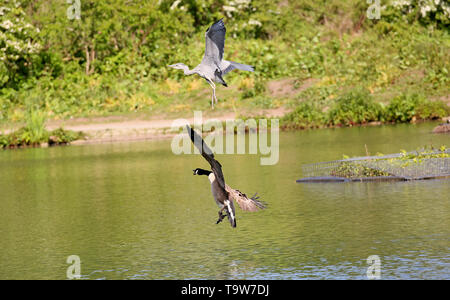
[224,200,237,228]
[226,185,266,212]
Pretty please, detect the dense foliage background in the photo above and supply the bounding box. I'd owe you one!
[0,0,449,123]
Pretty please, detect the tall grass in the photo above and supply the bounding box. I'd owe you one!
[23,109,48,145]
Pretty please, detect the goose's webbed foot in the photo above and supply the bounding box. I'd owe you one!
[216,211,226,224]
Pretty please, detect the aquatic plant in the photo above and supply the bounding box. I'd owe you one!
[332,145,449,179]
[331,162,392,178]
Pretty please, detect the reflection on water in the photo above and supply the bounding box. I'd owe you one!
[0,122,449,279]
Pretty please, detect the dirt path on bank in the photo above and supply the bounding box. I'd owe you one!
[0,77,315,146]
[45,107,289,145]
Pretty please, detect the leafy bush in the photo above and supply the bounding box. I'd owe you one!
[385,93,449,122]
[0,133,8,147]
[327,89,384,126]
[282,90,448,129]
[48,128,84,145]
[282,102,326,129]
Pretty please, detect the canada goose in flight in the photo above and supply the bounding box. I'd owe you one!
[168,19,254,109]
[186,125,265,228]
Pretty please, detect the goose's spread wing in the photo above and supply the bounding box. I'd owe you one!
[226,185,266,212]
[186,125,226,191]
[203,19,226,65]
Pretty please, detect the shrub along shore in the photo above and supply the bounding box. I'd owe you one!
[0,127,84,149]
[282,90,449,129]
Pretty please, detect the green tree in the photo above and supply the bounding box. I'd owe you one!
[0,0,41,88]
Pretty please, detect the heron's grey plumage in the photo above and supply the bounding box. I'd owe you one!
[220,60,255,75]
[168,19,254,108]
[203,19,226,65]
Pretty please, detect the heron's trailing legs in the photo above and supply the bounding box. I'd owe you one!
[207,80,218,109]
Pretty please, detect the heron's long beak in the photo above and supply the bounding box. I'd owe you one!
[167,64,176,68]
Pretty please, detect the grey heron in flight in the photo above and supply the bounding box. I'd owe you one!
[168,19,254,109]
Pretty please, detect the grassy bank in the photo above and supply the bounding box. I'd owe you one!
[0,1,448,127]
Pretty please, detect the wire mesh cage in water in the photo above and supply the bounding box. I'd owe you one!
[297,149,450,183]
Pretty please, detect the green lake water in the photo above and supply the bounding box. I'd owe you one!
[0,122,449,279]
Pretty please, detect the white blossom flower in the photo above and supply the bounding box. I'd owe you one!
[170,0,181,10]
[248,19,262,26]
[1,19,13,29]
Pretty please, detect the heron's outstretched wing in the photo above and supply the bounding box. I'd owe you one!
[220,60,255,76]
[186,125,226,191]
[226,185,266,212]
[203,19,226,64]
